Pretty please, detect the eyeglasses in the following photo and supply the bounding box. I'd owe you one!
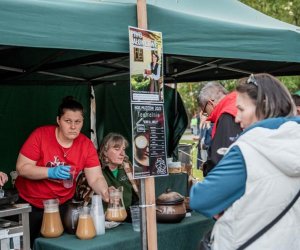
[202,101,209,113]
[247,74,258,87]
[202,99,214,113]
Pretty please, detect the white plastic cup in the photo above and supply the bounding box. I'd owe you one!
[91,195,105,235]
[130,205,140,232]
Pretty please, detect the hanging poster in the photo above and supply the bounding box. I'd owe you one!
[129,26,163,103]
[129,26,167,179]
[131,103,167,178]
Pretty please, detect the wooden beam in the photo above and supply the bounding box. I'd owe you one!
[137,0,147,30]
[136,1,158,250]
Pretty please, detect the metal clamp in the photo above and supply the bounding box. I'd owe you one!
[139,204,156,208]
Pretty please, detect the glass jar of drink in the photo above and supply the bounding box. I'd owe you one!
[105,186,127,222]
[76,206,96,240]
[40,199,64,238]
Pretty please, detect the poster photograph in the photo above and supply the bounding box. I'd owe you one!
[129,26,163,103]
[131,103,167,178]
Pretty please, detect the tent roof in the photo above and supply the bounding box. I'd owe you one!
[0,0,300,83]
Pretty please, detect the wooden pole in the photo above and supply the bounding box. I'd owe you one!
[137,1,158,250]
[137,0,147,30]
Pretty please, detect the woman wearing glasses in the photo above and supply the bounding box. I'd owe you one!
[190,73,300,250]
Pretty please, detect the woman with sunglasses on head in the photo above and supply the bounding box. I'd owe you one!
[198,81,242,176]
[15,96,109,247]
[190,73,300,250]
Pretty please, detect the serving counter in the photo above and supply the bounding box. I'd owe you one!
[34,212,214,250]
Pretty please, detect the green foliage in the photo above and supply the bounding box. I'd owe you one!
[177,1,300,116]
[240,0,300,26]
[279,76,300,93]
[131,74,150,91]
[239,0,300,92]
[177,82,203,119]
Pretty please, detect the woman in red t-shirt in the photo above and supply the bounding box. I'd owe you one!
[15,96,108,247]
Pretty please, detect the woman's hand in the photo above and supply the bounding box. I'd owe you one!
[102,188,110,203]
[0,172,8,186]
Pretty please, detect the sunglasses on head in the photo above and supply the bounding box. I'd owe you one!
[247,74,258,87]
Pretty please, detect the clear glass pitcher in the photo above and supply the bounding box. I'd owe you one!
[40,199,64,238]
[105,186,127,222]
[76,206,96,240]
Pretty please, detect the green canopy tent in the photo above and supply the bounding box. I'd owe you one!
[0,0,300,177]
[1,0,300,82]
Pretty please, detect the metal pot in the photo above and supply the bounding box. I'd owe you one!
[156,189,186,223]
[63,200,83,234]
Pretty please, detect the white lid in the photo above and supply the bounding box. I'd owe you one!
[167,157,173,164]
[168,161,181,168]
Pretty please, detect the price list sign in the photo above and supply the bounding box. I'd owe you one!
[131,102,167,178]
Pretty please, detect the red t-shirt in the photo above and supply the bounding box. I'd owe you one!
[15,125,100,208]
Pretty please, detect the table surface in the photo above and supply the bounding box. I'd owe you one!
[34,212,214,250]
[0,204,31,217]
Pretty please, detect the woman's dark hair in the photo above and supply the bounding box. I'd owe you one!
[152,51,159,62]
[57,96,84,118]
[236,73,296,120]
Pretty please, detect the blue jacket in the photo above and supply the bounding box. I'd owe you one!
[190,116,300,217]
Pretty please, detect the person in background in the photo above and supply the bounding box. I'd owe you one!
[196,112,212,170]
[196,112,201,136]
[15,96,109,246]
[190,73,300,249]
[292,92,300,115]
[144,51,161,94]
[198,81,242,176]
[190,114,198,135]
[0,171,8,186]
[98,133,139,217]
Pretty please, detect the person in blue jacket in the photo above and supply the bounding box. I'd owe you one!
[190,73,300,250]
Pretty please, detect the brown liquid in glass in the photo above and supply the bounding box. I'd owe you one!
[105,208,127,222]
[76,215,96,240]
[41,211,64,238]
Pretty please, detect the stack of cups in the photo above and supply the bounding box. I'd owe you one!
[90,195,105,235]
[130,205,141,232]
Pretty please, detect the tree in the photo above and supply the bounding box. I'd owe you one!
[240,0,300,26]
[177,82,203,120]
[178,1,300,116]
[239,0,300,92]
